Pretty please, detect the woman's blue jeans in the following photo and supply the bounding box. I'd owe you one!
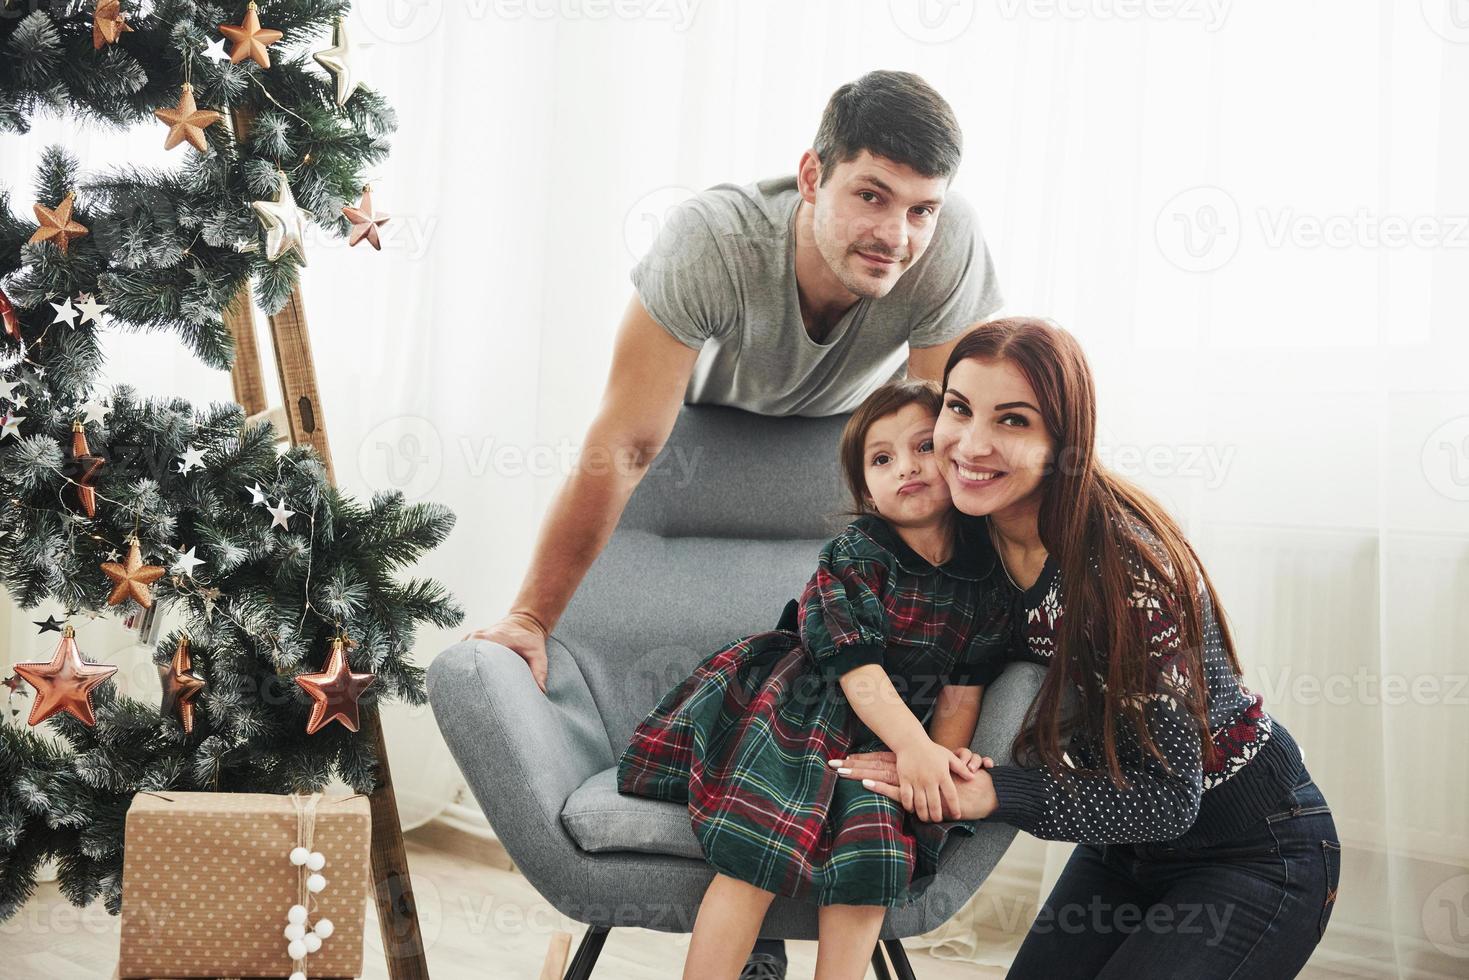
[1007,775,1341,979]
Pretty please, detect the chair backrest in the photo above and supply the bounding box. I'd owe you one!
[555,404,855,756]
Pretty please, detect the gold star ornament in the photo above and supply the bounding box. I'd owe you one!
[29,191,90,255]
[313,17,367,108]
[10,625,118,727]
[219,1,284,69]
[154,83,221,153]
[92,0,134,50]
[295,634,375,734]
[101,535,166,608]
[342,185,390,250]
[251,171,311,264]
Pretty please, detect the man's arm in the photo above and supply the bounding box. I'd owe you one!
[927,682,984,752]
[464,293,699,692]
[510,293,699,631]
[907,333,964,385]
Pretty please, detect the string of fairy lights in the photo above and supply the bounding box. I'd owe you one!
[0,381,378,735]
[3,415,336,651]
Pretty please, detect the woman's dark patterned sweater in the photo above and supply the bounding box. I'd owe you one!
[981,514,1308,848]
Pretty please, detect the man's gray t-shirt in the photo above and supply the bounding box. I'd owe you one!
[628,173,1003,417]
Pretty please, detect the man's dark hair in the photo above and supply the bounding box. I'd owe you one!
[812,70,962,185]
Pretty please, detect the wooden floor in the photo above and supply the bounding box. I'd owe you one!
[1,822,1002,979]
[2,821,1368,979]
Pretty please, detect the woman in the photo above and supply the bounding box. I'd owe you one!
[828,317,1341,977]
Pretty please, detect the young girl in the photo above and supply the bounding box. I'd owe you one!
[832,318,1341,976]
[616,379,1010,980]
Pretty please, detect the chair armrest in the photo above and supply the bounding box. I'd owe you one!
[972,660,1048,766]
[426,635,615,874]
[902,660,1048,927]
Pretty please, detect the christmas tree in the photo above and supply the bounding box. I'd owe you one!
[0,1,461,920]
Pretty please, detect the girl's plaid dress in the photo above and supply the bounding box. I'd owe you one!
[616,511,1013,908]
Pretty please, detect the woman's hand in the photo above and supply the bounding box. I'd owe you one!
[893,739,976,823]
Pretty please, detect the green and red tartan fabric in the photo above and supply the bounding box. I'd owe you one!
[615,512,1013,907]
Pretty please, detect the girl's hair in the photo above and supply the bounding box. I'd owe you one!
[944,317,1243,787]
[837,379,944,520]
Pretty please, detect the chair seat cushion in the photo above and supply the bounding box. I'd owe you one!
[560,766,706,861]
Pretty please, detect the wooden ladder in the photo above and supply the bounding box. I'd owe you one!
[224,106,428,980]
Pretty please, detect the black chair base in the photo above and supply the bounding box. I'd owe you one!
[879,937,919,979]
[564,925,922,978]
[565,924,610,980]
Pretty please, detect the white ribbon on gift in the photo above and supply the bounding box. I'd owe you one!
[289,791,324,976]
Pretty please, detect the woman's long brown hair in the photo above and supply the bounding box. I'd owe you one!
[944,317,1243,787]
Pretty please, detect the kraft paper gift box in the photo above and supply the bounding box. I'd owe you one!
[118,791,371,979]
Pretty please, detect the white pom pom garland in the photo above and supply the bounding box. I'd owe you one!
[284,794,335,974]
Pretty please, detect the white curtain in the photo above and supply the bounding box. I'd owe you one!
[4,2,1466,974]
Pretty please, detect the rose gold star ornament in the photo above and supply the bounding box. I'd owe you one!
[295,634,375,734]
[11,624,118,727]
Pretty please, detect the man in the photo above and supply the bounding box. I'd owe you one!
[463,69,1003,979]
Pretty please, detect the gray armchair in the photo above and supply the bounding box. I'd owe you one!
[427,404,1044,978]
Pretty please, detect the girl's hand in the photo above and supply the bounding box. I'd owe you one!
[841,755,999,822]
[893,739,975,823]
[953,746,996,773]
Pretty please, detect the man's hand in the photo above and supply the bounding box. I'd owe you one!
[462,611,550,695]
